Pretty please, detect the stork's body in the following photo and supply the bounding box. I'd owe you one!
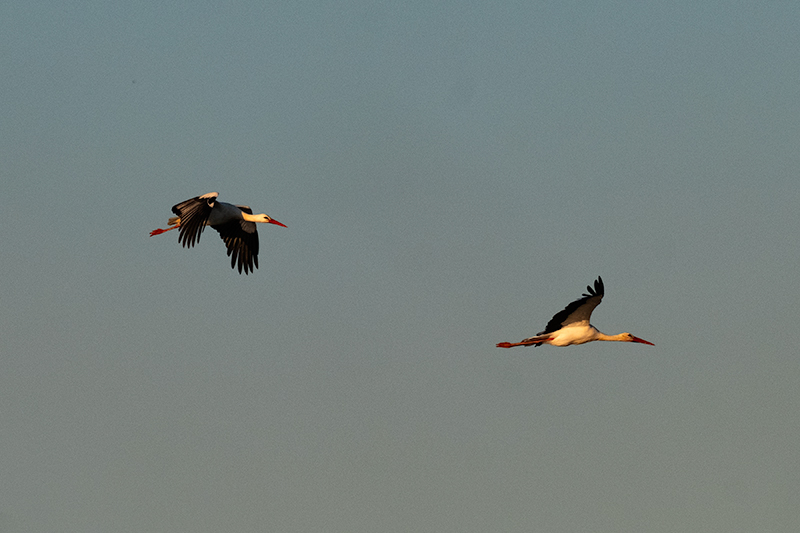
[496,277,653,348]
[150,192,286,274]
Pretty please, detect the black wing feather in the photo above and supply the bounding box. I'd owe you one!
[211,219,260,275]
[172,195,216,248]
[538,276,605,335]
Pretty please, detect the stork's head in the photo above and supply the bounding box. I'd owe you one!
[255,214,287,227]
[621,333,654,345]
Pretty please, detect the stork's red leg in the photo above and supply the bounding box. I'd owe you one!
[496,339,550,348]
[149,225,179,237]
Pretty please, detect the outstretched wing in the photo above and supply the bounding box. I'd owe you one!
[538,277,605,335]
[211,206,259,275]
[172,192,219,248]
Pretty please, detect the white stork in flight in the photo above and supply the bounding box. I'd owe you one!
[496,277,654,348]
[150,192,286,274]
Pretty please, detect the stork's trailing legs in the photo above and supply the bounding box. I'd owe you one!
[496,339,551,348]
[149,224,179,237]
[150,217,181,237]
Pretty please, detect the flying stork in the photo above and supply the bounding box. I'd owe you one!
[150,192,286,274]
[496,277,654,348]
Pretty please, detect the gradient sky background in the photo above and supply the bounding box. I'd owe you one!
[2,2,799,532]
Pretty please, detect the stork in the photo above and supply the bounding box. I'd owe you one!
[150,192,286,274]
[496,277,654,348]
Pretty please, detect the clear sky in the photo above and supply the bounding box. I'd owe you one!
[2,2,799,532]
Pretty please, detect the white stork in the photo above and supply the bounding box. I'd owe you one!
[150,192,286,274]
[496,277,654,348]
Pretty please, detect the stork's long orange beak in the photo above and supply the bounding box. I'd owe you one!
[268,219,287,228]
[631,336,654,346]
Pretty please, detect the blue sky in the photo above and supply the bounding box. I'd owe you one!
[2,2,799,532]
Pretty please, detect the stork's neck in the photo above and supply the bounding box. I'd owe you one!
[596,332,627,342]
[241,212,264,222]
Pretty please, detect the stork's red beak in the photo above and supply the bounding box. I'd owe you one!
[631,336,654,346]
[269,219,287,228]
